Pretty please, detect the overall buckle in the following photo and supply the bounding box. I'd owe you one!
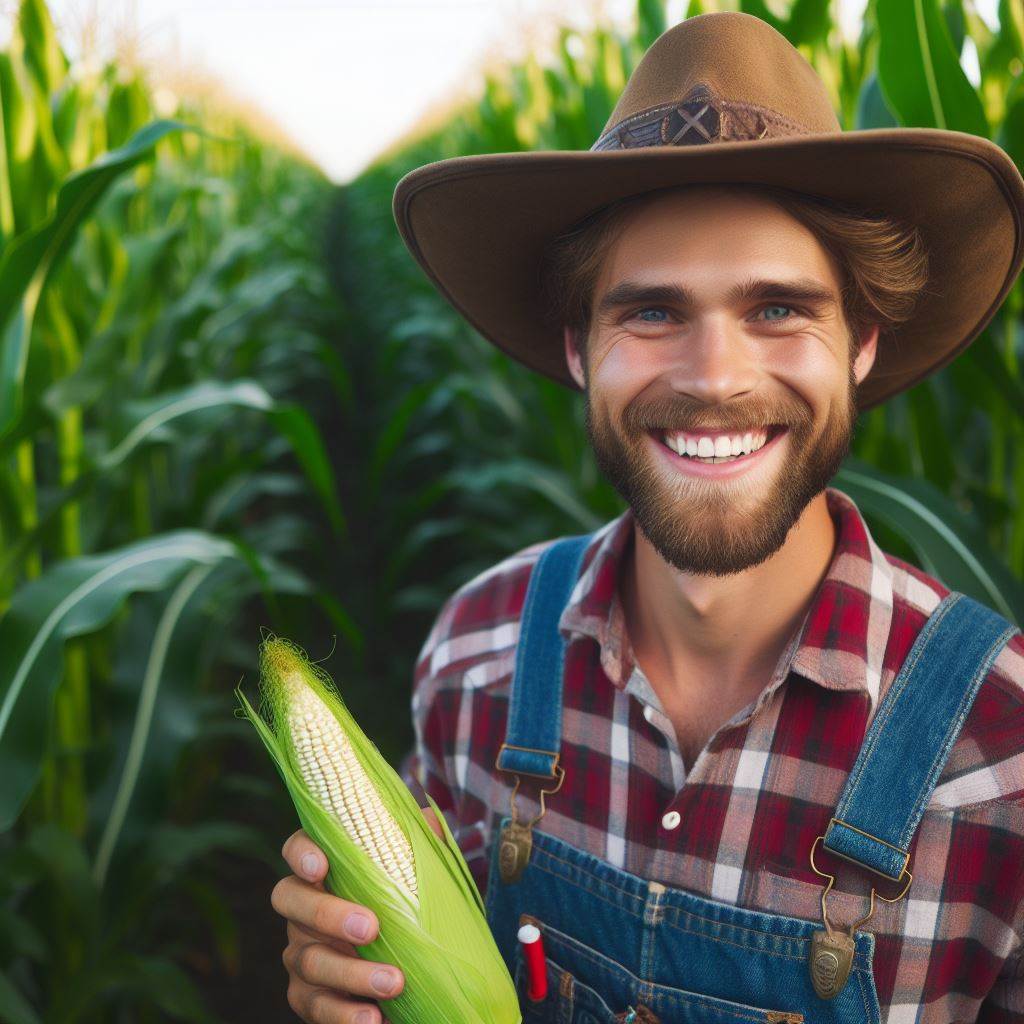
[806,833,912,1000]
[494,744,565,884]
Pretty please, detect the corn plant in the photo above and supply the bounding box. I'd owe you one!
[0,1,353,1021]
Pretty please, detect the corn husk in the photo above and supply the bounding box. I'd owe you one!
[235,636,521,1024]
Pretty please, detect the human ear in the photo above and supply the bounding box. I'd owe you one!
[852,324,880,386]
[563,325,586,389]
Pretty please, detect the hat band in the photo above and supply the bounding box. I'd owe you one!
[590,82,814,151]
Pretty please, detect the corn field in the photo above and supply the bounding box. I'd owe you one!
[0,0,1022,1020]
[0,0,350,1019]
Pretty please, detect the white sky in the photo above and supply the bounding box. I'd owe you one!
[3,0,1001,184]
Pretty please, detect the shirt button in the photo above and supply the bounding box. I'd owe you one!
[662,810,681,830]
[643,705,654,722]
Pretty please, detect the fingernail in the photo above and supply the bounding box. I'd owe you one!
[354,1012,373,1024]
[300,852,320,878]
[371,968,397,995]
[345,912,371,940]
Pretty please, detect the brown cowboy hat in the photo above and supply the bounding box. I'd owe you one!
[392,11,1024,411]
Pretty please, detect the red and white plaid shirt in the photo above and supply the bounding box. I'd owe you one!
[399,486,1024,1023]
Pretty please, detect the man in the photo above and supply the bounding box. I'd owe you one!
[271,12,1024,1024]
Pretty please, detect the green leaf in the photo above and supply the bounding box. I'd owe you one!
[24,823,100,940]
[875,0,988,134]
[118,955,219,1022]
[0,969,40,1024]
[92,562,221,887]
[141,821,279,876]
[59,952,221,1024]
[0,903,47,961]
[636,0,667,50]
[181,877,240,974]
[92,382,346,537]
[0,530,237,830]
[96,379,273,469]
[368,380,437,499]
[834,459,1023,623]
[17,0,68,98]
[1001,0,1024,58]
[786,0,831,47]
[855,70,900,129]
[201,472,305,530]
[446,460,604,532]
[0,119,195,440]
[270,404,347,537]
[961,325,1024,415]
[738,0,785,34]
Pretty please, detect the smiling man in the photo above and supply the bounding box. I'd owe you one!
[555,182,885,774]
[270,12,1024,1024]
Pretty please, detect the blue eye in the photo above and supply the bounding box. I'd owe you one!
[628,304,803,326]
[634,307,669,322]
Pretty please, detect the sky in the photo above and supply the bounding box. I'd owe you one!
[6,0,1002,184]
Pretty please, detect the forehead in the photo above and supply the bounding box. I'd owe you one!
[594,186,841,294]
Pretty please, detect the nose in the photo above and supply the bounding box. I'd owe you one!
[663,317,760,405]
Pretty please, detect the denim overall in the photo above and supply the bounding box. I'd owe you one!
[482,533,1017,1024]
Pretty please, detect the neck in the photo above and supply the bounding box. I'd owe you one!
[621,491,836,700]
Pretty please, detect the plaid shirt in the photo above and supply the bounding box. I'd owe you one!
[399,486,1024,1023]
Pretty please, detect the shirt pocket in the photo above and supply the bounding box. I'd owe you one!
[752,864,905,935]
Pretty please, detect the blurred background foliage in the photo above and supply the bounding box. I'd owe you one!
[0,0,1021,1020]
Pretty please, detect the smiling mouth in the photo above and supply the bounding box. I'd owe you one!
[648,424,788,464]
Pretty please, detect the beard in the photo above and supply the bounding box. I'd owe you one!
[583,361,859,577]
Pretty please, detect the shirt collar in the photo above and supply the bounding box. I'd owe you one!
[558,486,894,713]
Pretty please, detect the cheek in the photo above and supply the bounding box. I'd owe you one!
[590,333,665,388]
[769,334,846,389]
[771,340,854,430]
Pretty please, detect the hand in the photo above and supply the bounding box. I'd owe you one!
[274,807,446,1023]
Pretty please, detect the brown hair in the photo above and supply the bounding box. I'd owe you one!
[538,182,931,375]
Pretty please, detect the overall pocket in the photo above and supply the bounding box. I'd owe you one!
[514,945,619,1024]
[518,915,806,1024]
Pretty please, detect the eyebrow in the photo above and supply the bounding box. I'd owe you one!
[594,277,838,319]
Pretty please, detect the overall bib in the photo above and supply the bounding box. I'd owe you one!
[482,533,1017,1024]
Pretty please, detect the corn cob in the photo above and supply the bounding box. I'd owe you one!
[236,636,522,1024]
[282,665,419,904]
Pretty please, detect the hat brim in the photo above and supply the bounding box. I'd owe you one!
[392,127,1024,411]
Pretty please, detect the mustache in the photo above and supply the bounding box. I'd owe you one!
[620,395,805,434]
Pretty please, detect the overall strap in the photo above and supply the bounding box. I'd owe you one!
[822,590,1017,881]
[495,533,593,780]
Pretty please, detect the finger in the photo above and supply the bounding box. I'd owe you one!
[288,978,383,1024]
[272,875,379,945]
[285,941,404,1001]
[288,918,358,955]
[282,828,329,885]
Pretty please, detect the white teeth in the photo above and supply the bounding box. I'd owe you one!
[661,428,775,460]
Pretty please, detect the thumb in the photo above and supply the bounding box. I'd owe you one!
[420,805,446,841]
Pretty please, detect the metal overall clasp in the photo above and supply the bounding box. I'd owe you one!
[807,830,913,1000]
[495,743,565,883]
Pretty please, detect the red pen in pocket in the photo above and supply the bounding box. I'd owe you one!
[517,923,548,1001]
